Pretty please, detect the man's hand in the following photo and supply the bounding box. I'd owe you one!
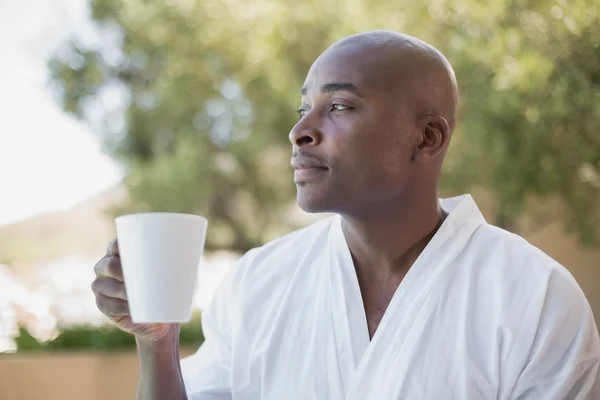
[92,239,174,343]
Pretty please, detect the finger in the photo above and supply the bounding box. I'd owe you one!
[95,293,130,317]
[91,277,127,300]
[93,256,124,281]
[107,238,119,257]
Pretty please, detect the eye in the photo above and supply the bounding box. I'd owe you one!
[330,103,353,112]
[297,107,308,118]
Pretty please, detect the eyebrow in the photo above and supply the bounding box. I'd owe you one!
[300,82,363,97]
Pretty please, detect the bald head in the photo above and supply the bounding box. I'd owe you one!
[313,30,459,132]
[290,31,458,214]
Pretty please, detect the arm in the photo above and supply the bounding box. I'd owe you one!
[136,251,252,399]
[136,325,188,400]
[177,252,255,400]
[134,296,235,400]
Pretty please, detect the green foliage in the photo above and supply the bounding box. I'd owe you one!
[41,325,136,351]
[14,327,45,351]
[49,0,600,248]
[15,316,204,352]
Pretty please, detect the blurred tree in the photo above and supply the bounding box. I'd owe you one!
[437,0,600,241]
[48,0,599,251]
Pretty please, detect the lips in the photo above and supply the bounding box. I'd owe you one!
[294,165,328,171]
[290,156,328,170]
[291,155,329,180]
[293,167,328,179]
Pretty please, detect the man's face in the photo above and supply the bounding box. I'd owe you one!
[289,45,420,215]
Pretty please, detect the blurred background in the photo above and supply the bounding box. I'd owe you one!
[0,0,598,398]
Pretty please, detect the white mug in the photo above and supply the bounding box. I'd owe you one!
[115,212,208,323]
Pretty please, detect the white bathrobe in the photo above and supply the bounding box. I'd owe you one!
[181,194,600,399]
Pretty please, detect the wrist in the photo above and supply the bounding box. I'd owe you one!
[136,324,180,353]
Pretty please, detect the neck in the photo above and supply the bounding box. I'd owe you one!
[340,190,447,279]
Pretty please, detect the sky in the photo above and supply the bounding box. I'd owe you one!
[0,0,124,226]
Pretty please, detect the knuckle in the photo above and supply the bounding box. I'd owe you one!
[107,257,123,279]
[107,238,119,256]
[93,256,106,276]
[91,277,125,299]
[110,298,128,316]
[118,300,130,315]
[90,279,99,293]
[92,278,109,295]
[94,293,108,312]
[116,282,128,299]
[95,294,129,317]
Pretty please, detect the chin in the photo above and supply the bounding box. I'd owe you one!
[296,193,333,214]
[296,188,344,214]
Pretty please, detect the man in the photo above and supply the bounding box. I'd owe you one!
[92,30,600,399]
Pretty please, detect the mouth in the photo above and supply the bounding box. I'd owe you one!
[291,154,329,181]
[294,164,329,170]
[293,166,329,180]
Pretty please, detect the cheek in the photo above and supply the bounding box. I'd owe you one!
[354,127,412,174]
[372,148,411,187]
[336,138,409,190]
[374,117,416,171]
[381,137,413,171]
[325,113,413,186]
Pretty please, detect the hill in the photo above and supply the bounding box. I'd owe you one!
[0,184,126,270]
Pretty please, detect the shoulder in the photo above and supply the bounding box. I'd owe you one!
[464,223,595,338]
[469,223,581,289]
[460,224,599,373]
[214,216,336,301]
[471,226,600,396]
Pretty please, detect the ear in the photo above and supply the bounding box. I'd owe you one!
[412,115,451,163]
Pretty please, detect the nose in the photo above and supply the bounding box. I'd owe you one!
[288,114,322,147]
